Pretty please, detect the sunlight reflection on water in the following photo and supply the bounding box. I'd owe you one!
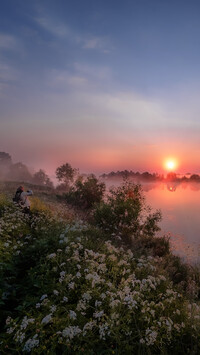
[144,182,200,264]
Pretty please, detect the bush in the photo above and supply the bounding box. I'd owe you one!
[93,181,161,242]
[65,175,105,209]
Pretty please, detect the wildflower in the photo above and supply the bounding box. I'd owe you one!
[63,296,68,303]
[68,282,75,290]
[82,293,92,301]
[53,290,59,296]
[99,323,110,340]
[40,294,48,301]
[62,326,82,339]
[47,253,56,259]
[69,310,77,320]
[20,316,35,330]
[95,300,102,308]
[41,314,52,325]
[23,334,39,352]
[50,305,57,313]
[93,310,104,319]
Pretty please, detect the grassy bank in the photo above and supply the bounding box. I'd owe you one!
[0,182,200,354]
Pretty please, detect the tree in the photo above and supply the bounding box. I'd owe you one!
[33,169,53,188]
[166,172,177,181]
[93,181,161,240]
[0,152,12,178]
[190,174,200,182]
[0,152,12,167]
[7,162,32,182]
[56,163,77,187]
[65,175,105,209]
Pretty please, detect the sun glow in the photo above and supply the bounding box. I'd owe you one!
[164,158,177,171]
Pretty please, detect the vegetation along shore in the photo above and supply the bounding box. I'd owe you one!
[0,174,200,354]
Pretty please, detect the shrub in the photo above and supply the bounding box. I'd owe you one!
[93,181,161,241]
[65,175,105,209]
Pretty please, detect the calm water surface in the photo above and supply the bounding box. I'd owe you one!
[144,182,200,263]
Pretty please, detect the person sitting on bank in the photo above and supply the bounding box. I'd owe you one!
[13,186,33,214]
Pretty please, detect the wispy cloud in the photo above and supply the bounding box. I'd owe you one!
[35,16,72,38]
[34,14,111,53]
[0,34,18,50]
[0,62,18,82]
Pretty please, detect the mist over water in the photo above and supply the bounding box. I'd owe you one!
[102,178,200,263]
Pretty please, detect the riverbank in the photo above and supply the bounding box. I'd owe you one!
[0,182,200,353]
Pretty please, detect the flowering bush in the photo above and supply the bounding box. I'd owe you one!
[1,191,200,354]
[1,220,200,353]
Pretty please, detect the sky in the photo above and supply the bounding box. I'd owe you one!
[1,0,200,177]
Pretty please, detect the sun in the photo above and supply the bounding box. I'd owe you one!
[164,158,177,171]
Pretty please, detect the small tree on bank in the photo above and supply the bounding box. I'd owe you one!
[33,169,53,188]
[93,181,161,240]
[65,175,106,209]
[56,163,77,190]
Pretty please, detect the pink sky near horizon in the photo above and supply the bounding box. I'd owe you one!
[1,1,200,179]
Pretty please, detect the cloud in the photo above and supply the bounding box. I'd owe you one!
[0,34,18,50]
[35,16,71,38]
[0,62,18,82]
[34,14,111,53]
[47,69,88,89]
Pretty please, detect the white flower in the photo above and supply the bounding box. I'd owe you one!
[69,310,77,320]
[95,300,102,308]
[99,323,110,340]
[145,330,158,345]
[63,296,68,303]
[41,314,52,325]
[40,294,48,301]
[36,303,41,309]
[82,293,92,301]
[53,290,59,296]
[68,282,75,290]
[62,326,81,339]
[47,253,56,259]
[23,334,39,352]
[76,271,81,278]
[50,305,57,313]
[93,310,104,319]
[20,316,35,330]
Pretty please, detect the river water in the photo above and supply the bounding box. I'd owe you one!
[144,182,200,263]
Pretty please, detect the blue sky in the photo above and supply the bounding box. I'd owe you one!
[1,0,200,175]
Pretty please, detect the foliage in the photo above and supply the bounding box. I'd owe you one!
[7,162,32,182]
[93,182,161,241]
[1,187,200,354]
[65,175,106,209]
[1,221,200,354]
[32,169,53,188]
[0,152,12,168]
[56,163,77,187]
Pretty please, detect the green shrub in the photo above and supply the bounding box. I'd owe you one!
[65,175,105,209]
[93,181,161,242]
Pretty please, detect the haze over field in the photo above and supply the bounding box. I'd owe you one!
[1,0,200,176]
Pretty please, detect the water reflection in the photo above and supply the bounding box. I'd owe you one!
[143,182,200,264]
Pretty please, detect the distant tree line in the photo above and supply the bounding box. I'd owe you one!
[100,170,200,183]
[0,152,53,188]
